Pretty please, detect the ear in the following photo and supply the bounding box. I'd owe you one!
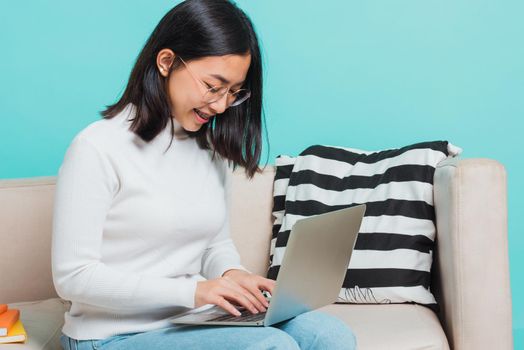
[156,48,176,77]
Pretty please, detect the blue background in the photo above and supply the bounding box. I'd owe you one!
[1,0,522,345]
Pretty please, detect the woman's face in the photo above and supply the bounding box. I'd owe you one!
[157,49,251,132]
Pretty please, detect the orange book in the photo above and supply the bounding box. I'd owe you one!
[0,319,27,344]
[0,309,20,337]
[0,305,7,314]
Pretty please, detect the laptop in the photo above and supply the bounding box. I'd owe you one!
[169,204,366,327]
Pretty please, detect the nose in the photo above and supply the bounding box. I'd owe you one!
[208,93,229,115]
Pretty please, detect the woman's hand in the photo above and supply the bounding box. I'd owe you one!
[194,269,276,316]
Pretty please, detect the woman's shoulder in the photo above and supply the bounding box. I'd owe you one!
[71,104,135,151]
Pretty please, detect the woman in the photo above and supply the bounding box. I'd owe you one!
[52,1,357,349]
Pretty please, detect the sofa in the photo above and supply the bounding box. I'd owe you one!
[0,157,514,349]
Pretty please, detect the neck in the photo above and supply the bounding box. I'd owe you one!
[171,116,189,140]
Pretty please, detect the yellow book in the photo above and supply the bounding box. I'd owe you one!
[0,319,27,344]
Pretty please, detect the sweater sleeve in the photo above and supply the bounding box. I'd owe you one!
[52,135,198,310]
[200,159,250,280]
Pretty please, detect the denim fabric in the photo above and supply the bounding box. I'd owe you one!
[60,310,357,350]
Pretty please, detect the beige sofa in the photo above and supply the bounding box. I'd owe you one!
[0,157,513,349]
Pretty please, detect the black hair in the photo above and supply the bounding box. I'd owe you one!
[101,0,266,178]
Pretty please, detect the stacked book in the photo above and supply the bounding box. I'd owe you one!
[0,304,27,344]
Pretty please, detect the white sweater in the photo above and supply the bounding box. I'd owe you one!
[52,104,248,340]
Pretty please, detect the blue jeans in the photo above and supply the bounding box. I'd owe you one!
[60,310,357,350]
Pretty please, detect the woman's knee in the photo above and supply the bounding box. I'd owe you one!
[309,312,357,349]
[279,311,357,350]
[246,327,300,350]
[313,324,357,350]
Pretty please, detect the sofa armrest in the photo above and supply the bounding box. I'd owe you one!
[433,158,513,349]
[0,176,59,303]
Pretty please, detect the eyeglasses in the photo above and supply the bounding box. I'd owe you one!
[177,57,251,107]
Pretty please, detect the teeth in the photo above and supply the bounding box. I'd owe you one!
[195,109,209,119]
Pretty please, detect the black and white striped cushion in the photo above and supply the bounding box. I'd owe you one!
[268,141,461,311]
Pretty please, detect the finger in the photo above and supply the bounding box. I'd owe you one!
[248,281,271,309]
[242,285,268,312]
[229,276,273,309]
[232,288,264,314]
[223,278,267,313]
[258,277,277,295]
[215,297,241,317]
[220,284,262,314]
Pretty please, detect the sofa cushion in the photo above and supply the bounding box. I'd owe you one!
[1,298,70,350]
[269,141,462,311]
[318,303,449,349]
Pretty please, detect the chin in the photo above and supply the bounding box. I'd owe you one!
[185,121,203,132]
[183,123,203,133]
[173,114,201,132]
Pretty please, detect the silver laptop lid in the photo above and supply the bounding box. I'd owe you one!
[264,204,366,326]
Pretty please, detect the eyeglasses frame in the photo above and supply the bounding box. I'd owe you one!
[176,56,251,107]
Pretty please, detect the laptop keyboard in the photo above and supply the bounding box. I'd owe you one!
[208,309,266,322]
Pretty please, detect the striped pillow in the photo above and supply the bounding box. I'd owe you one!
[268,141,461,311]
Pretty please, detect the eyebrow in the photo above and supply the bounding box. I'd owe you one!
[209,74,244,87]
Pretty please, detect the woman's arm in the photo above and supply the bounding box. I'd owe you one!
[52,135,198,310]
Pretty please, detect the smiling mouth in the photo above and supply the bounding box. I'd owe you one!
[193,108,211,120]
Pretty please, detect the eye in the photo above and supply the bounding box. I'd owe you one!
[204,82,221,94]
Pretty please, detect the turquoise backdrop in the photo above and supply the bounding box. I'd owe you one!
[1,0,522,345]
